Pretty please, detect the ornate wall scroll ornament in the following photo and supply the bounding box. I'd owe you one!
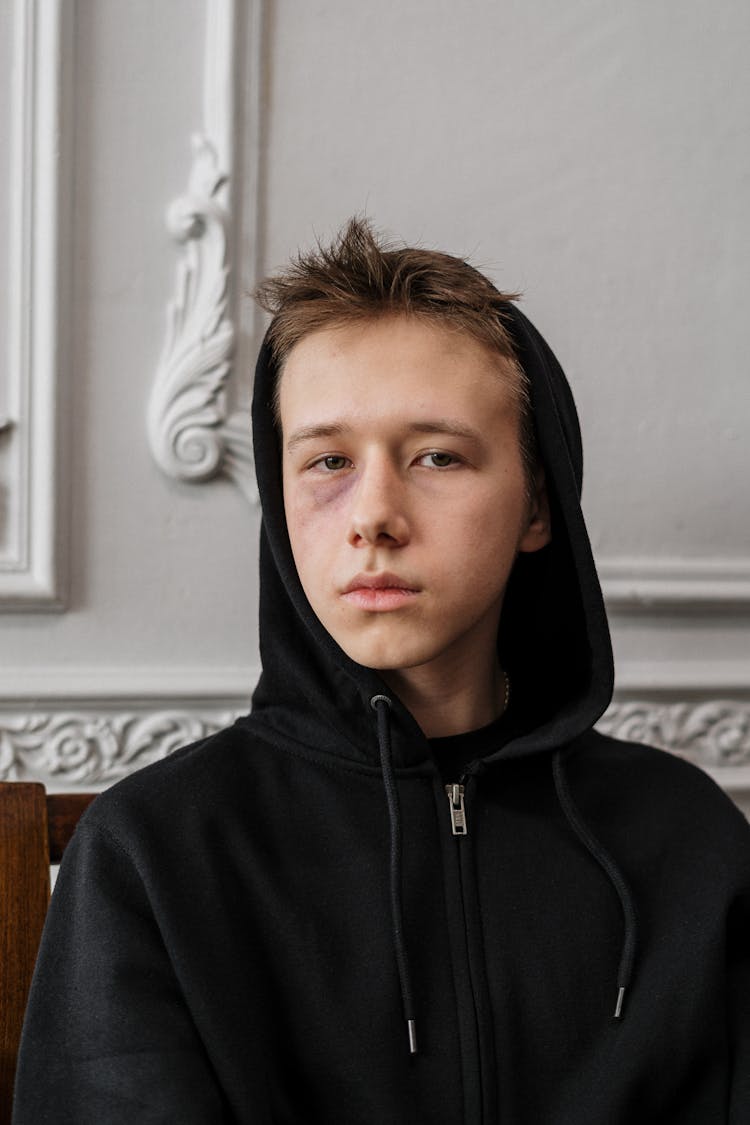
[148,136,255,501]
[0,709,244,786]
[0,698,748,792]
[597,701,750,770]
[148,0,257,504]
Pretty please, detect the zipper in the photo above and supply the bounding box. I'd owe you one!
[442,774,494,1121]
[445,781,468,835]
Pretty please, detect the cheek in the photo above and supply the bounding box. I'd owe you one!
[285,472,355,526]
[284,479,353,594]
[437,480,527,554]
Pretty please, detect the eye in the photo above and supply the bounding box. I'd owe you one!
[310,454,350,472]
[416,451,461,469]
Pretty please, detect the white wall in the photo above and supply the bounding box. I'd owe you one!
[1,0,748,806]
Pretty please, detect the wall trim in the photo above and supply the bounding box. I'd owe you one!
[1,0,72,609]
[0,665,257,703]
[0,708,245,789]
[3,660,748,704]
[600,556,750,610]
[614,659,750,694]
[147,0,260,504]
[597,700,750,777]
[1,667,748,791]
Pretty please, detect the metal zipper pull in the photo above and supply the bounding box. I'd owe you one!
[445,783,467,835]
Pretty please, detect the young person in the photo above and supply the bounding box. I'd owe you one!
[14,219,750,1123]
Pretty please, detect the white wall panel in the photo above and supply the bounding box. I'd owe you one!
[0,0,72,608]
[0,0,260,692]
[0,0,12,422]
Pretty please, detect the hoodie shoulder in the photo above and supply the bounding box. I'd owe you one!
[78,718,270,844]
[568,728,750,854]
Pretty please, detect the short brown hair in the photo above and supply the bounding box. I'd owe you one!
[254,217,538,488]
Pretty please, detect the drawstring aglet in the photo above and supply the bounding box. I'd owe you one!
[614,985,626,1019]
[407,1019,418,1055]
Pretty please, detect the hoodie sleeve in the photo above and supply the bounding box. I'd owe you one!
[12,820,229,1125]
[729,887,750,1123]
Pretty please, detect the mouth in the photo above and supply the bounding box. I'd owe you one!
[341,572,420,612]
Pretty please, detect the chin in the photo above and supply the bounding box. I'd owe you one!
[341,639,440,674]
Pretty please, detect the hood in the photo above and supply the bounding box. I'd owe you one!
[250,302,635,1052]
[250,302,614,770]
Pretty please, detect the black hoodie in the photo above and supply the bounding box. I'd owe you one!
[14,306,750,1124]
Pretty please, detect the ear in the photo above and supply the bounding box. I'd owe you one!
[518,467,551,553]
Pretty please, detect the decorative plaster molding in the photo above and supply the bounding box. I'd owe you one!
[597,700,750,773]
[148,0,257,504]
[599,557,750,610]
[0,695,748,792]
[0,709,244,787]
[1,0,71,608]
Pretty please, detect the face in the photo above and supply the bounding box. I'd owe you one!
[279,316,550,684]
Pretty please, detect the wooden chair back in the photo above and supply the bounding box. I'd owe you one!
[0,783,96,1125]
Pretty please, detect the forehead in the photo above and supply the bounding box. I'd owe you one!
[277,317,520,432]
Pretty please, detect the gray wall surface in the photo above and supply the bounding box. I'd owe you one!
[1,0,748,805]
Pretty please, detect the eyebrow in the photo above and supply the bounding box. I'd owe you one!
[285,419,482,453]
[286,424,349,453]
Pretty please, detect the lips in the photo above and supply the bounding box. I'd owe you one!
[341,572,420,611]
[341,572,419,594]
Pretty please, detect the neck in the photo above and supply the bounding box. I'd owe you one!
[381,656,508,739]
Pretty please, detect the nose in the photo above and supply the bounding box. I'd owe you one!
[347,456,410,548]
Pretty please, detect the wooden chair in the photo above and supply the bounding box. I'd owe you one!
[0,783,97,1125]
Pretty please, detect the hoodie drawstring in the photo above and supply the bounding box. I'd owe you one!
[369,697,637,1052]
[370,694,419,1055]
[552,748,638,1018]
